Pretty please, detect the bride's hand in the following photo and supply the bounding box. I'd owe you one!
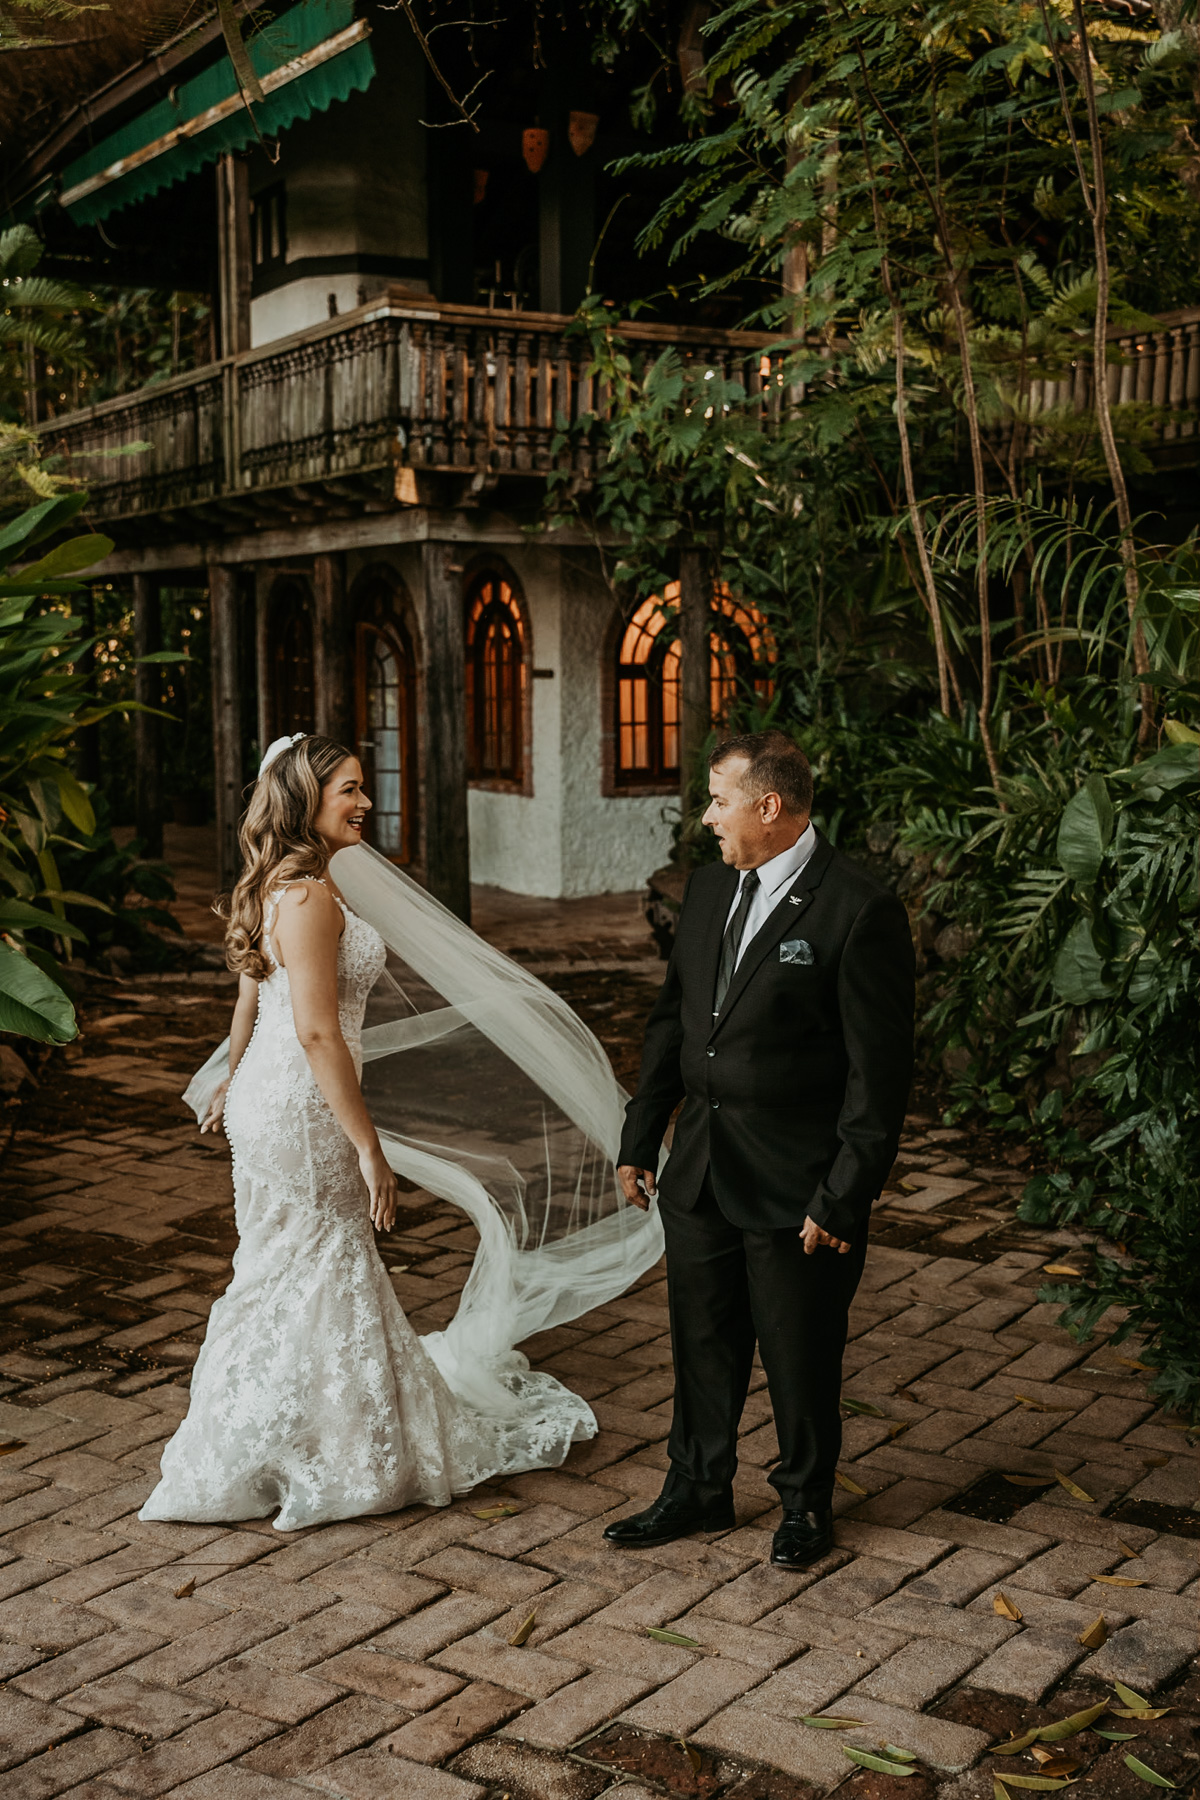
[360,1145,400,1233]
[200,1080,230,1136]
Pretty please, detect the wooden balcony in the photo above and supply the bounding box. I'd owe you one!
[40,294,1200,545]
[40,292,786,541]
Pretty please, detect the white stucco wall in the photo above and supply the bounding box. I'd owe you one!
[343,541,679,900]
[467,548,679,898]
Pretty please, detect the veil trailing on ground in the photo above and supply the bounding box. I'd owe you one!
[184,844,665,1423]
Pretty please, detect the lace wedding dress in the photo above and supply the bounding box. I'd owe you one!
[140,884,597,1531]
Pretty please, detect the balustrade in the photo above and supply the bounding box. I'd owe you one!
[39,292,1198,528]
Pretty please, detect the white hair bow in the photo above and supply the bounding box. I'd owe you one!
[259,732,307,776]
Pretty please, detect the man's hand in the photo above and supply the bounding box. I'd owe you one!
[801,1216,852,1255]
[618,1165,657,1212]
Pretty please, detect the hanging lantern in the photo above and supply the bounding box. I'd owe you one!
[522,127,550,174]
[568,111,599,157]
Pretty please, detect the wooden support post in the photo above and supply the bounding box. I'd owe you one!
[254,566,274,758]
[420,540,470,921]
[133,574,163,858]
[678,547,710,846]
[313,553,352,747]
[209,563,243,892]
[216,153,252,358]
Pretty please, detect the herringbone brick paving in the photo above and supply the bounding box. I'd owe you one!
[0,934,1197,1798]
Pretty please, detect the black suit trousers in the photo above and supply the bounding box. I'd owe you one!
[660,1172,867,1512]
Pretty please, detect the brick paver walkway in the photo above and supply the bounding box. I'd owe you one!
[1,921,1197,1799]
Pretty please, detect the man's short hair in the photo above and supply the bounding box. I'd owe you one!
[709,729,814,817]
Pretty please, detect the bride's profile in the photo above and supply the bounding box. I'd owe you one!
[140,732,663,1532]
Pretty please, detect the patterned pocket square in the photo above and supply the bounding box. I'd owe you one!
[780,938,815,966]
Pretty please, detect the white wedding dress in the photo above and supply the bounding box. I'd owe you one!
[140,884,602,1531]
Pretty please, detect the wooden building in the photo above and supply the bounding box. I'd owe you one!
[7,3,1198,916]
[5,1,799,916]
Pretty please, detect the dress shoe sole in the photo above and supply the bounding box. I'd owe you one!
[604,1513,736,1547]
[770,1537,833,1569]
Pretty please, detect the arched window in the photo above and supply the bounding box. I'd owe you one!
[355,616,416,863]
[466,574,527,785]
[613,582,775,788]
[270,581,315,737]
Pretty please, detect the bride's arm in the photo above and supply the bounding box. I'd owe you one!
[274,884,400,1232]
[199,975,259,1136]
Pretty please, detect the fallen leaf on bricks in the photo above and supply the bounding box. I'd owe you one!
[992,1732,1042,1756]
[802,1716,865,1730]
[473,1503,521,1520]
[841,1398,887,1418]
[1043,1264,1083,1277]
[1112,1710,1172,1722]
[647,1628,699,1647]
[994,1592,1024,1621]
[508,1610,537,1647]
[834,1471,868,1495]
[678,1741,703,1772]
[1004,1474,1056,1486]
[1054,1471,1095,1502]
[1037,1702,1110,1741]
[1094,1731,1140,1742]
[1015,1395,1074,1412]
[1089,1574,1145,1587]
[1116,1358,1154,1372]
[1113,1682,1152,1709]
[1140,1455,1170,1469]
[1078,1616,1108,1649]
[1117,1541,1141,1557]
[1124,1756,1176,1788]
[174,1578,196,1598]
[882,1746,918,1762]
[993,1775,1075,1789]
[0,1441,26,1455]
[843,1747,916,1776]
[1035,1761,1082,1780]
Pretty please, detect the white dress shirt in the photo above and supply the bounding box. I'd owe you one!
[724,822,818,968]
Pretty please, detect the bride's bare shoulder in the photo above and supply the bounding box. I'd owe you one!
[273,879,342,928]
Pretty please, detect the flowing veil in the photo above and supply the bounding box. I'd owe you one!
[183,844,665,1425]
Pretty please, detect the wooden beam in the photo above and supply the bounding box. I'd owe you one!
[216,153,251,360]
[678,547,710,843]
[209,562,243,892]
[83,509,618,577]
[420,541,470,921]
[133,574,164,858]
[313,553,352,748]
[254,566,274,759]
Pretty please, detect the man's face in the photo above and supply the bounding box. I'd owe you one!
[701,756,771,869]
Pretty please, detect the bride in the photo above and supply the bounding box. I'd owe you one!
[140,733,663,1531]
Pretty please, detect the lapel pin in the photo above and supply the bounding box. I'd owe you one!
[789,895,803,905]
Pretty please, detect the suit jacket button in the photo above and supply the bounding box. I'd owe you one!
[706,1047,716,1058]
[710,1099,719,1109]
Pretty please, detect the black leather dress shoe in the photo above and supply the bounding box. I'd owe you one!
[603,1495,736,1548]
[771,1507,834,1567]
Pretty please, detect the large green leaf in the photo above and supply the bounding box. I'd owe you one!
[0,494,88,568]
[1052,915,1114,1005]
[1057,774,1114,885]
[50,767,95,837]
[16,535,113,585]
[1118,744,1200,796]
[0,942,77,1042]
[0,899,88,942]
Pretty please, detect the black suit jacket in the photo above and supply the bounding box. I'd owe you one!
[619,835,915,1241]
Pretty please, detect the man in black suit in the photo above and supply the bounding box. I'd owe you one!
[606,730,914,1567]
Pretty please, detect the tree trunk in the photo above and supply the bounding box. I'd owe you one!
[313,553,352,748]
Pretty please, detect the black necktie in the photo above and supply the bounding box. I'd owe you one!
[714,870,760,1014]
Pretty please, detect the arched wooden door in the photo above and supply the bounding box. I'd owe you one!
[354,618,417,863]
[270,581,316,737]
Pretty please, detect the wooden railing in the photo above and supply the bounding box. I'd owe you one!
[42,294,787,526]
[40,294,1200,527]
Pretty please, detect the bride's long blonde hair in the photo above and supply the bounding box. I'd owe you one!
[223,734,354,979]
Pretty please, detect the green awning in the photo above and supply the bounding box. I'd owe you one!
[59,0,374,225]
